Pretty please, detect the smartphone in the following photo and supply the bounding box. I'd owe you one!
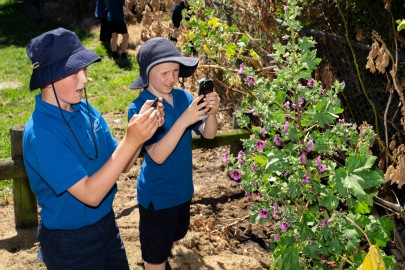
[197,78,214,106]
[149,97,158,109]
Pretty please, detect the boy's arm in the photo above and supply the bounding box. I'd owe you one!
[198,113,218,139]
[198,91,220,139]
[146,96,208,164]
[68,108,159,207]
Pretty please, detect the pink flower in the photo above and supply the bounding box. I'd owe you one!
[321,218,328,228]
[284,101,290,109]
[222,151,229,163]
[283,5,288,11]
[306,140,314,152]
[261,127,266,137]
[283,121,289,135]
[307,78,314,88]
[300,153,307,164]
[301,174,310,185]
[237,63,244,75]
[318,165,327,173]
[258,209,269,219]
[229,170,242,181]
[299,97,304,107]
[274,233,280,241]
[280,220,289,232]
[274,135,282,147]
[315,156,322,165]
[255,140,266,151]
[247,76,255,84]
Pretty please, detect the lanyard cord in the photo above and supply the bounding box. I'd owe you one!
[52,83,99,161]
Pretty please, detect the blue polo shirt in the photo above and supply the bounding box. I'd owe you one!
[23,94,118,230]
[128,89,202,210]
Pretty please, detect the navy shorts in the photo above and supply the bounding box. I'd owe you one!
[37,211,129,270]
[139,200,191,264]
[109,21,128,34]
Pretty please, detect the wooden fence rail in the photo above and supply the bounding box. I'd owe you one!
[0,125,250,228]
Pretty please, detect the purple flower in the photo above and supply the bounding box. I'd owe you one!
[291,103,296,109]
[258,209,269,219]
[244,191,252,199]
[338,118,345,124]
[247,76,255,84]
[283,121,289,135]
[300,153,307,164]
[307,78,314,88]
[301,174,310,185]
[229,170,242,181]
[284,101,290,109]
[261,127,266,137]
[270,60,276,64]
[237,150,244,160]
[280,220,289,232]
[315,156,321,165]
[237,63,244,75]
[273,203,279,214]
[274,233,280,241]
[308,140,314,151]
[283,5,288,11]
[342,81,346,88]
[282,35,288,40]
[255,140,266,151]
[222,151,229,163]
[299,97,304,107]
[321,218,328,228]
[251,164,256,172]
[274,135,282,147]
[318,165,327,173]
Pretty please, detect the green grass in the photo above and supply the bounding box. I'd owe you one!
[0,0,141,199]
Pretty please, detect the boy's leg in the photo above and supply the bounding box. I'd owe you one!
[111,33,119,58]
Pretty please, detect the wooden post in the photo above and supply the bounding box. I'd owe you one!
[10,125,38,228]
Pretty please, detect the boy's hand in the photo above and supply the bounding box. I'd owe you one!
[140,98,165,127]
[177,98,211,128]
[199,91,221,115]
[127,108,159,144]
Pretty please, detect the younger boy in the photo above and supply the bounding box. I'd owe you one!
[128,37,221,270]
[24,27,163,270]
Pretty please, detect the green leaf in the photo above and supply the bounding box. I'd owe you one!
[346,154,376,173]
[396,19,405,32]
[319,190,339,211]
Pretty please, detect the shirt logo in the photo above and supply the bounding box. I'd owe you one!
[93,119,101,133]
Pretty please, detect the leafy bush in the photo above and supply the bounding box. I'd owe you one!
[186,0,396,268]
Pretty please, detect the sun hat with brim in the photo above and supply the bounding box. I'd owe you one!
[26,27,101,91]
[129,37,199,90]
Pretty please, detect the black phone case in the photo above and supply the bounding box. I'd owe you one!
[198,78,214,105]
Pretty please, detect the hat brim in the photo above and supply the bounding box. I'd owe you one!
[29,48,101,90]
[129,56,199,90]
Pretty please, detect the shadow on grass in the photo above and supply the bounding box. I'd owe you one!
[0,0,98,49]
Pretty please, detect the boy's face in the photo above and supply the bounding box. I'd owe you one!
[44,68,88,110]
[148,62,180,96]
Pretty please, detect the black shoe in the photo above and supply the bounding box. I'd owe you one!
[165,261,172,270]
[121,52,130,59]
[112,51,119,59]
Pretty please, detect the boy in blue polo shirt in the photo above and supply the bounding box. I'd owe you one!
[23,28,163,270]
[127,37,220,270]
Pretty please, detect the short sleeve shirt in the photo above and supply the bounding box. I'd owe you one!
[127,89,202,210]
[23,94,118,230]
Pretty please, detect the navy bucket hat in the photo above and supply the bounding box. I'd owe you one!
[26,27,101,90]
[130,37,199,90]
